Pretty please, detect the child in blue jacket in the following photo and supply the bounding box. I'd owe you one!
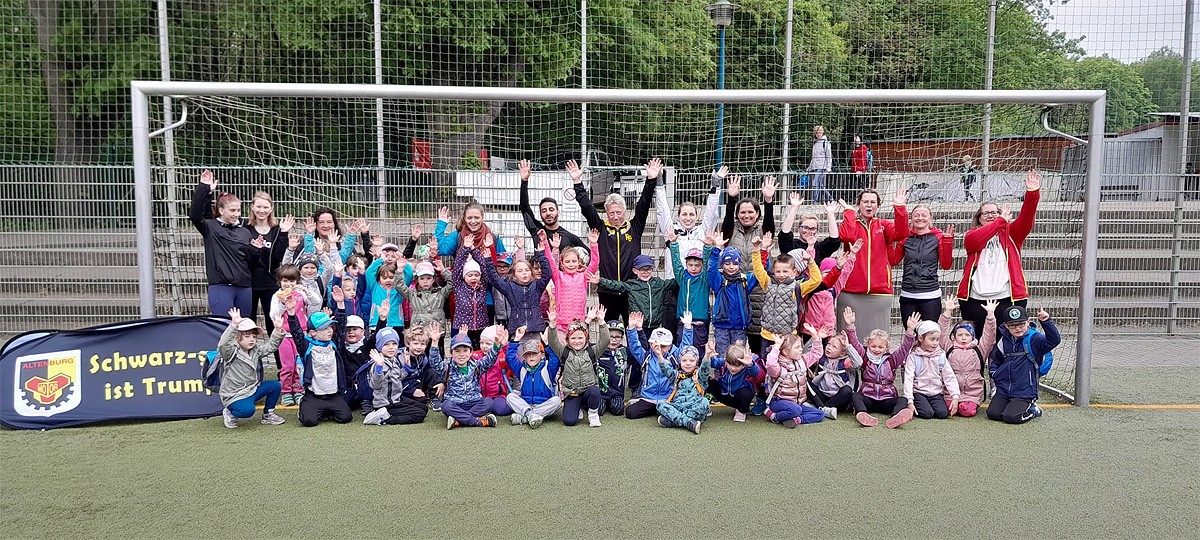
[707,236,760,356]
[503,326,563,428]
[707,341,760,423]
[987,305,1060,424]
[598,320,631,416]
[625,311,694,420]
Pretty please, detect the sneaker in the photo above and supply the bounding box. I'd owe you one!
[822,406,838,420]
[688,420,702,434]
[446,416,458,430]
[363,407,390,426]
[733,411,747,423]
[856,411,879,427]
[1028,402,1043,418]
[481,413,498,427]
[787,417,801,429]
[431,398,443,412]
[222,408,238,429]
[657,415,672,428]
[885,408,914,429]
[511,413,525,426]
[261,411,286,425]
[587,409,602,428]
[527,412,544,429]
[360,404,373,416]
[578,409,585,422]
[764,409,777,423]
[292,392,303,405]
[280,393,295,407]
[750,396,767,416]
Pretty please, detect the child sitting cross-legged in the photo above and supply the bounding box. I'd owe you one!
[503,326,563,428]
[546,305,609,427]
[655,328,714,435]
[441,327,509,430]
[706,340,760,423]
[362,324,447,426]
[214,308,287,429]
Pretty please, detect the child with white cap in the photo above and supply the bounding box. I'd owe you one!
[623,311,694,420]
[903,318,961,420]
[214,307,287,429]
[399,259,454,345]
[502,326,563,428]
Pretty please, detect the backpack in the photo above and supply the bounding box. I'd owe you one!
[997,324,1055,377]
[202,350,222,392]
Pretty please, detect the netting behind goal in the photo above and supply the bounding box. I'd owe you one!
[144,95,1092,400]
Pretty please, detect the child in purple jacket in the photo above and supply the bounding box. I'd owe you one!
[845,309,919,429]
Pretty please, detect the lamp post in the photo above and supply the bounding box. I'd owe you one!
[706,0,739,167]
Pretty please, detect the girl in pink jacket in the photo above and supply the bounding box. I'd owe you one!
[938,296,998,417]
[546,228,600,333]
[903,319,961,420]
[764,334,825,428]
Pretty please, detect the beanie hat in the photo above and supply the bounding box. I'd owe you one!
[480,326,497,343]
[464,258,482,276]
[720,249,742,266]
[679,345,700,360]
[916,320,940,337]
[819,258,838,274]
[450,333,473,350]
[952,322,975,339]
[414,262,435,277]
[633,254,654,269]
[375,327,399,352]
[295,253,320,269]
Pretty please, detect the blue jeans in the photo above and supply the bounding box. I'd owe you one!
[208,284,253,316]
[768,398,824,425]
[810,172,832,203]
[441,397,496,426]
[713,327,747,356]
[228,380,282,418]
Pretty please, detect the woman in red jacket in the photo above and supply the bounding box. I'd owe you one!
[956,170,1042,339]
[835,188,909,334]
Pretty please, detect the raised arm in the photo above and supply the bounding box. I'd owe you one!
[630,158,662,236]
[568,160,605,230]
[189,172,215,234]
[1010,172,1041,247]
[654,182,673,238]
[939,226,955,270]
[519,159,543,239]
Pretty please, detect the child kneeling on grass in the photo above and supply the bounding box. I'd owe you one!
[216,308,287,429]
[845,309,918,429]
[442,327,508,430]
[938,296,997,418]
[284,299,353,427]
[656,337,713,434]
[988,305,1060,424]
[363,325,446,426]
[707,341,760,423]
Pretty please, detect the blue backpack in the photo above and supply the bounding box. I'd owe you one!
[1020,323,1055,377]
[202,350,222,392]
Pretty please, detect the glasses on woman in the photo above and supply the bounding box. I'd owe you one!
[798,225,818,231]
[980,210,1000,216]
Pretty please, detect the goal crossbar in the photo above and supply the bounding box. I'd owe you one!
[130,81,1106,406]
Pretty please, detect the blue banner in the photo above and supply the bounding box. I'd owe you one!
[1,316,227,430]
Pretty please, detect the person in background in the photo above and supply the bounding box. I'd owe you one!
[808,125,833,203]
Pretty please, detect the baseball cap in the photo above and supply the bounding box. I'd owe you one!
[345,315,365,329]
[649,327,673,346]
[684,247,704,260]
[633,254,654,269]
[450,333,473,350]
[414,262,435,277]
[235,319,263,334]
[999,305,1029,325]
[308,312,334,331]
[607,320,625,333]
[380,242,400,252]
[519,339,542,357]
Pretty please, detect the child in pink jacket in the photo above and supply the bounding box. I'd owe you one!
[546,228,601,333]
[903,319,961,419]
[938,296,997,417]
[801,239,861,339]
[764,334,825,428]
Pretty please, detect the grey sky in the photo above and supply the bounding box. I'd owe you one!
[1045,0,1189,63]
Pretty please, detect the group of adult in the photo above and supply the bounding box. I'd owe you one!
[191,160,1043,343]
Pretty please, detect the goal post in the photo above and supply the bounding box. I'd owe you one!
[130,82,1106,406]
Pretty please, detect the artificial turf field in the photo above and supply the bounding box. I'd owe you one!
[2,397,1198,539]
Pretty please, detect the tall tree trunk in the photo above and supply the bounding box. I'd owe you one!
[29,0,82,226]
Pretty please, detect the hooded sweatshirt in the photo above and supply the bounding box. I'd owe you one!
[939,313,996,405]
[903,344,961,402]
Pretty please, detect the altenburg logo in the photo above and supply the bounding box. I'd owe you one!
[13,350,82,417]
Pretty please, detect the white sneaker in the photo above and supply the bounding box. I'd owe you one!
[527,412,544,429]
[363,407,390,425]
[579,409,586,421]
[222,408,238,429]
[260,411,285,425]
[733,411,747,422]
[822,406,838,420]
[587,409,602,427]
[511,413,525,426]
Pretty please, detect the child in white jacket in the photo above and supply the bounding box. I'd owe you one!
[904,320,961,419]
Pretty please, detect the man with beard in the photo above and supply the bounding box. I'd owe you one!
[519,159,586,252]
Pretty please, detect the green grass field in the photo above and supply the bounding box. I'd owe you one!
[3,400,1198,539]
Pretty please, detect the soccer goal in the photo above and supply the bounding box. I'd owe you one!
[129,83,1105,406]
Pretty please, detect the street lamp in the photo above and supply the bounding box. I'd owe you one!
[706,0,739,167]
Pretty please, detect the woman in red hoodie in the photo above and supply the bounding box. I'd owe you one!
[955,170,1042,339]
[835,188,909,334]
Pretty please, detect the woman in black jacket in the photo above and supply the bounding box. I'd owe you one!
[245,190,295,333]
[189,169,262,316]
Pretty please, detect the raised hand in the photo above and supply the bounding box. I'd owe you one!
[712,164,730,182]
[1037,307,1050,321]
[702,230,716,247]
[428,321,444,343]
[645,157,664,180]
[546,308,558,327]
[250,235,266,249]
[279,215,295,233]
[199,169,217,188]
[304,217,317,235]
[906,312,921,333]
[586,271,600,285]
[514,234,526,251]
[483,234,495,249]
[331,283,345,303]
[379,295,391,319]
[370,349,386,366]
[566,159,584,183]
[272,315,284,330]
[354,218,369,233]
[1000,203,1013,223]
[585,304,599,323]
[843,306,856,327]
[495,325,510,345]
[514,325,528,343]
[817,325,835,340]
[680,310,693,329]
[588,228,600,245]
[824,201,839,214]
[462,233,475,250]
[536,229,548,249]
[941,295,959,315]
[519,158,532,182]
[228,307,242,326]
[983,299,999,316]
[705,336,717,356]
[849,238,864,254]
[628,311,644,330]
[411,223,423,241]
[945,224,955,238]
[1026,169,1042,191]
[549,232,562,251]
[837,199,854,211]
[789,192,804,208]
[348,220,361,236]
[727,175,741,198]
[438,206,450,223]
[759,231,773,251]
[595,304,607,322]
[665,229,678,244]
[282,292,298,313]
[761,175,777,203]
[892,186,908,206]
[713,235,728,249]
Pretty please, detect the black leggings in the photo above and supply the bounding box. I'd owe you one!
[251,288,278,334]
[625,398,659,419]
[899,296,941,325]
[562,386,602,426]
[913,392,949,419]
[808,385,854,411]
[960,297,1026,342]
[987,394,1035,424]
[852,393,908,415]
[708,381,754,413]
